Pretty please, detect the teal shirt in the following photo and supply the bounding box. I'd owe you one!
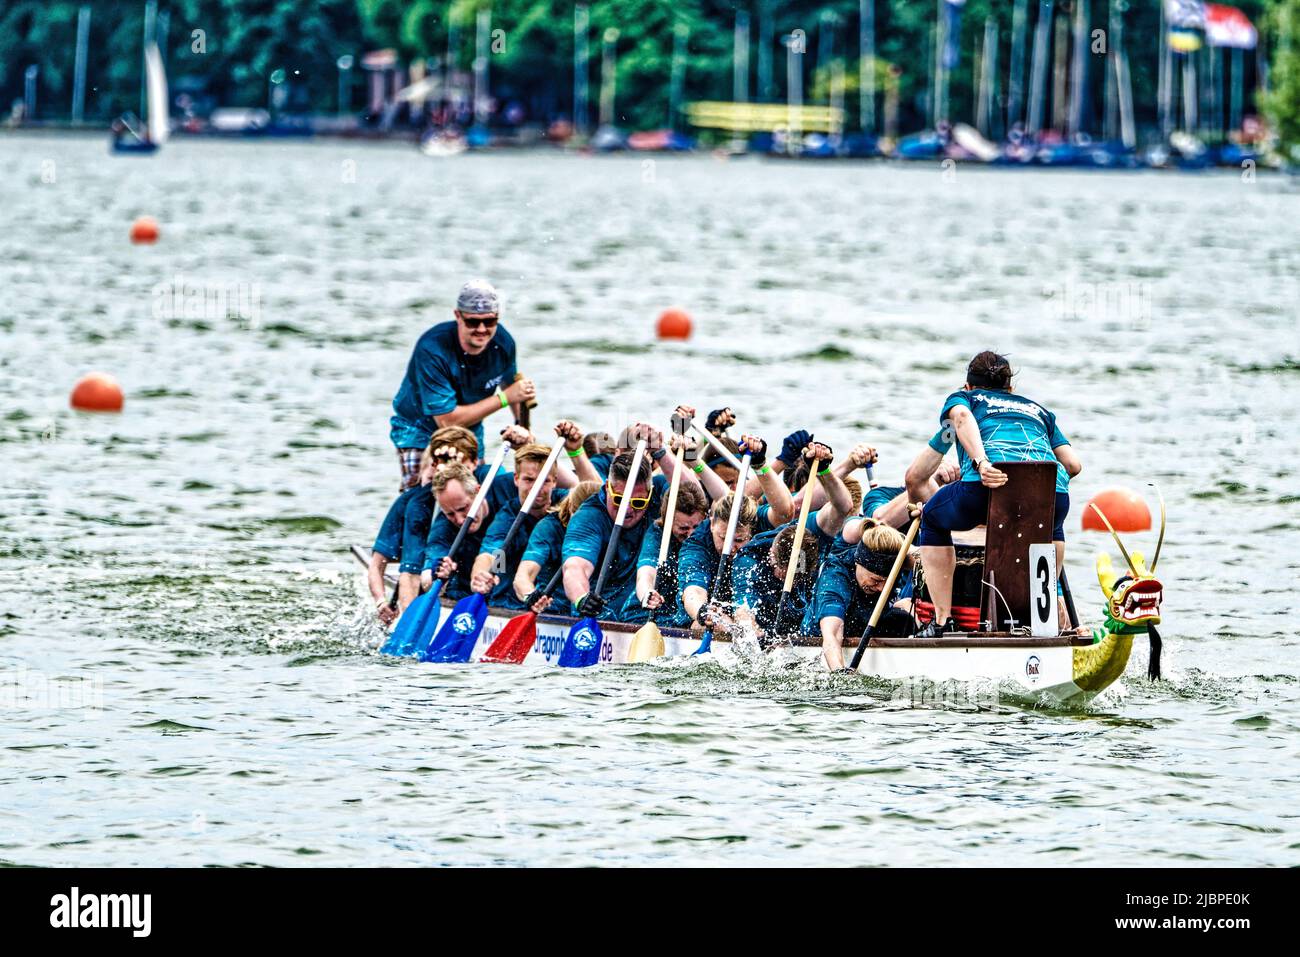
[478,488,568,608]
[632,522,690,626]
[731,520,822,637]
[941,388,1070,492]
[561,485,664,622]
[519,513,572,616]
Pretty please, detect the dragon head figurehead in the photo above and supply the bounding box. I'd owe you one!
[1096,551,1162,634]
[1089,491,1166,638]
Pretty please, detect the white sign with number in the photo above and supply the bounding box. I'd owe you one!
[1028,544,1058,637]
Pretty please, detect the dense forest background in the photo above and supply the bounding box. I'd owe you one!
[1,0,1296,149]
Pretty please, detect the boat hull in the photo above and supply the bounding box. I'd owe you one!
[352,547,1123,706]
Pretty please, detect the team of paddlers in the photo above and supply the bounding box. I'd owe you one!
[367,280,1082,669]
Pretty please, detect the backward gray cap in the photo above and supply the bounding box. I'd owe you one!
[456,278,500,315]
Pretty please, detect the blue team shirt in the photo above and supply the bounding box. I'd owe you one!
[478,488,568,608]
[814,543,914,634]
[373,485,426,564]
[389,321,517,452]
[632,522,691,626]
[941,388,1070,492]
[422,467,518,596]
[731,519,825,636]
[520,513,573,616]
[561,485,663,622]
[861,485,903,519]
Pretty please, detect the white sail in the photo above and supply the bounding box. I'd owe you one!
[144,41,169,145]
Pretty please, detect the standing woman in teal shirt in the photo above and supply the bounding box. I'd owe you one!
[917,351,1082,637]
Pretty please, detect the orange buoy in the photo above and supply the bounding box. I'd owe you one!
[130,216,160,244]
[1081,487,1150,533]
[656,307,693,340]
[70,372,125,413]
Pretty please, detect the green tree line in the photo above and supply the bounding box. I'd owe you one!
[1,0,1295,151]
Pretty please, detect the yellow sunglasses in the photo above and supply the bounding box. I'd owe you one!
[607,483,651,510]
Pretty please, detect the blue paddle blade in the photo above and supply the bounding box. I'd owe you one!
[558,617,605,668]
[407,582,447,659]
[380,586,439,657]
[692,630,714,656]
[423,592,489,663]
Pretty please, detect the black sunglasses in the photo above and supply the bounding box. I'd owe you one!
[459,315,499,330]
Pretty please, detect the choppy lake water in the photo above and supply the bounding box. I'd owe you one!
[1,133,1298,866]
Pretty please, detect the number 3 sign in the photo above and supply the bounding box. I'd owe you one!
[1028,544,1057,637]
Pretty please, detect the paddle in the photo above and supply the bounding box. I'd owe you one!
[427,442,566,663]
[1060,568,1081,630]
[480,566,565,664]
[378,500,441,657]
[510,372,538,429]
[628,444,687,663]
[689,418,748,478]
[847,511,922,671]
[772,453,819,641]
[390,442,510,660]
[693,450,753,656]
[558,439,649,668]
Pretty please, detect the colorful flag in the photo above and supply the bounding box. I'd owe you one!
[1204,3,1258,49]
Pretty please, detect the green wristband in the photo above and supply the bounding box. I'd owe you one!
[497,389,509,409]
[692,463,705,474]
[818,466,832,476]
[756,465,771,476]
[566,447,584,458]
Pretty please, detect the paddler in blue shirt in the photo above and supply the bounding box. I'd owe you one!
[512,481,601,616]
[713,442,852,636]
[389,278,536,489]
[916,351,1082,637]
[423,460,518,599]
[561,448,670,621]
[632,479,710,625]
[467,421,602,607]
[818,519,918,671]
[367,453,436,626]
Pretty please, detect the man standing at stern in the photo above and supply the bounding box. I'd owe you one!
[389,279,537,488]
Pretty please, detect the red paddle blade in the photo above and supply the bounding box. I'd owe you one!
[481,612,538,664]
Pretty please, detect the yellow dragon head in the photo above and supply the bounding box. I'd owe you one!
[1096,551,1163,633]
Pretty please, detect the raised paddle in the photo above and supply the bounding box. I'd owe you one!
[480,566,565,664]
[558,439,649,668]
[688,418,749,478]
[392,442,510,660]
[426,441,566,663]
[378,499,442,657]
[772,452,819,641]
[847,511,922,671]
[693,449,753,655]
[627,444,687,663]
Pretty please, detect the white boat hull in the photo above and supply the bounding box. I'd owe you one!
[354,547,1123,707]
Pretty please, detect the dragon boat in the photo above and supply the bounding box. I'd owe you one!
[354,463,1166,707]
